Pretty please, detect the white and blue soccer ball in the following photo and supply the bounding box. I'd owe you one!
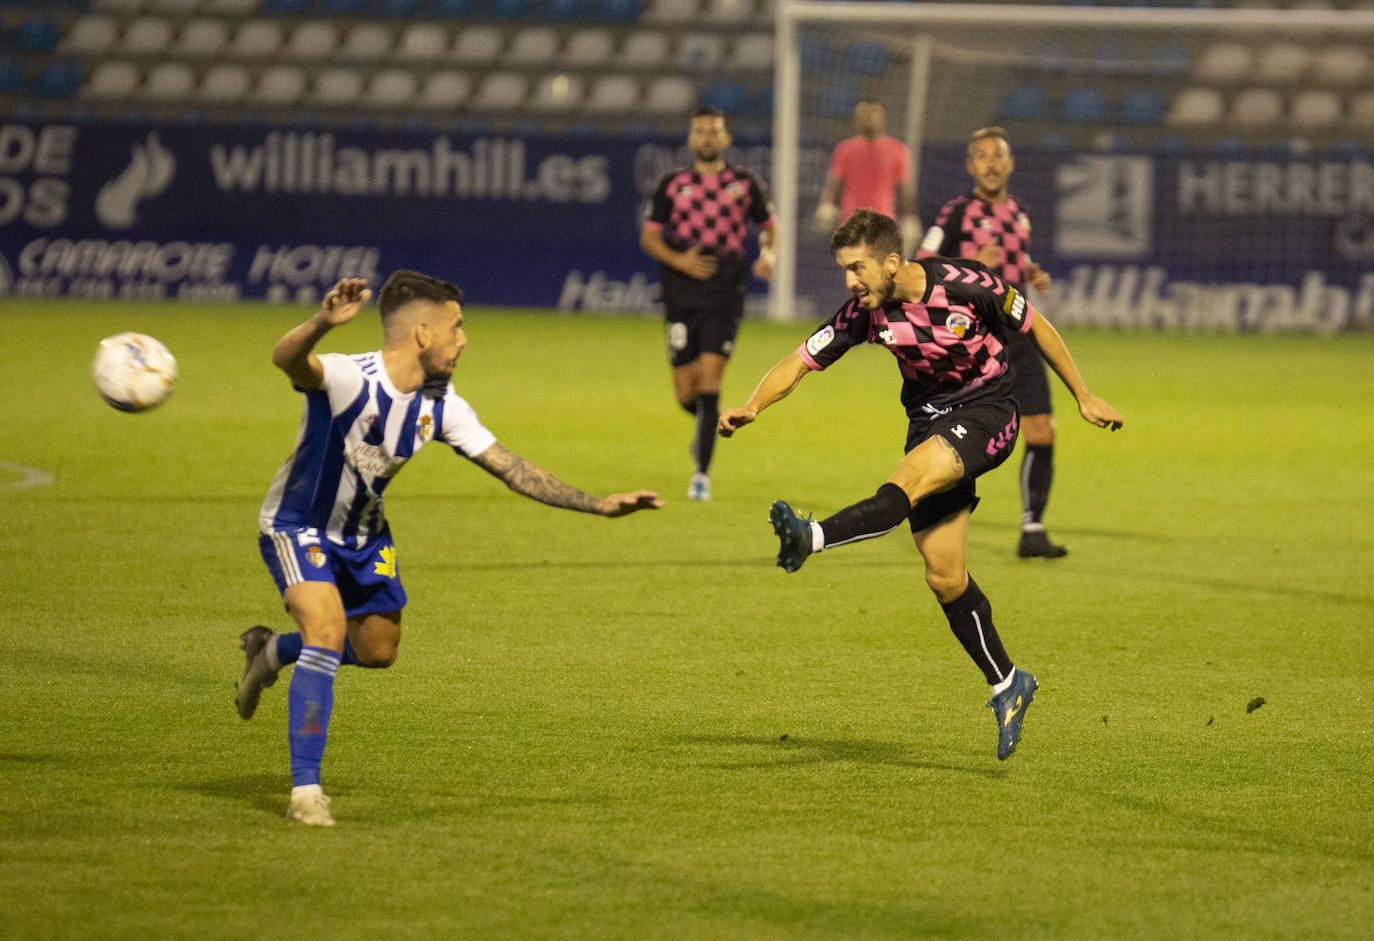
[92,332,177,413]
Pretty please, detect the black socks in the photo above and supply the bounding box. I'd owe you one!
[939,576,1013,685]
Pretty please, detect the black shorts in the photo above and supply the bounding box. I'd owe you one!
[903,393,1020,532]
[664,303,744,367]
[1004,329,1053,417]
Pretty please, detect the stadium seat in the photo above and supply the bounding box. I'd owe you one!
[176,19,229,58]
[1061,88,1107,122]
[251,64,306,106]
[1030,40,1070,73]
[1255,42,1310,83]
[1348,90,1374,127]
[1230,88,1282,126]
[1149,42,1190,77]
[703,0,751,23]
[998,87,1048,121]
[261,0,309,12]
[1210,137,1249,157]
[642,75,696,114]
[203,0,257,15]
[1153,134,1190,156]
[310,67,364,107]
[433,0,477,16]
[798,37,833,73]
[91,0,147,12]
[14,17,61,53]
[1328,139,1367,159]
[1312,46,1368,85]
[728,33,772,71]
[60,15,119,54]
[489,0,530,19]
[83,60,140,100]
[231,20,285,59]
[1120,88,1164,124]
[377,0,424,16]
[1195,42,1251,83]
[507,27,559,64]
[37,62,83,99]
[844,41,889,77]
[620,31,668,68]
[598,0,643,21]
[199,62,250,103]
[417,70,470,109]
[121,16,172,55]
[320,0,367,14]
[1166,87,1223,125]
[338,24,392,61]
[287,22,338,61]
[817,81,859,118]
[472,71,527,111]
[452,26,503,64]
[644,0,698,23]
[143,61,194,100]
[364,69,419,108]
[700,80,747,113]
[395,23,448,61]
[677,33,723,70]
[751,83,772,117]
[543,0,587,20]
[562,28,614,66]
[1093,40,1130,74]
[0,59,24,95]
[1290,89,1341,127]
[529,73,584,111]
[1035,130,1072,151]
[584,74,638,113]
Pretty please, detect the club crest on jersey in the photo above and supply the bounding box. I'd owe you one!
[877,327,895,345]
[418,414,434,443]
[676,184,693,197]
[806,325,835,356]
[1018,213,1031,232]
[306,546,327,568]
[724,181,747,202]
[945,312,972,338]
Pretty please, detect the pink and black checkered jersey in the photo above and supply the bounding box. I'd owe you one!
[644,165,774,263]
[796,257,1036,416]
[918,193,1034,290]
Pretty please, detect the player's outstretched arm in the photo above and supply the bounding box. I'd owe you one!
[1028,313,1124,431]
[718,352,810,437]
[271,278,371,389]
[471,443,664,516]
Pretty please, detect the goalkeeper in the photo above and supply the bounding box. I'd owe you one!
[813,99,921,250]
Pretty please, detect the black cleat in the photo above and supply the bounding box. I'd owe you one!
[1018,530,1068,559]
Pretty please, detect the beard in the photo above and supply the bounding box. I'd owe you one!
[421,370,451,400]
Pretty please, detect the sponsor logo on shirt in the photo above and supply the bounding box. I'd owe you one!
[346,441,406,478]
[1002,288,1026,324]
[806,325,835,356]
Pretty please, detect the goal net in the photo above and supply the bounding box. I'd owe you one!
[770,1,1374,332]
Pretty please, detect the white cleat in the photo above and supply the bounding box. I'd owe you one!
[236,625,280,720]
[286,788,335,826]
[688,471,711,502]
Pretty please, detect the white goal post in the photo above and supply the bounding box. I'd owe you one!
[769,1,1374,327]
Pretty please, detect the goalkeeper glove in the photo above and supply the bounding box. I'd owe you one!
[899,215,921,256]
[813,203,838,234]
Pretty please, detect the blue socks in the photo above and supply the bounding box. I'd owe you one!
[287,646,341,787]
[275,632,366,667]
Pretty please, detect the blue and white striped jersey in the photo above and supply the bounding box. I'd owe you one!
[258,351,497,548]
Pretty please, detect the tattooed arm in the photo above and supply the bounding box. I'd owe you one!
[470,442,663,517]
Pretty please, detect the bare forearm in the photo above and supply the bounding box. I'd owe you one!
[474,443,604,514]
[1030,316,1089,400]
[745,353,809,413]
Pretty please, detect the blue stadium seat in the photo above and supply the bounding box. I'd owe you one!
[1120,88,1164,124]
[0,59,23,94]
[701,80,748,114]
[262,0,308,13]
[1211,137,1249,157]
[1031,40,1070,73]
[597,0,642,20]
[620,122,657,139]
[752,83,773,117]
[1094,40,1130,74]
[15,17,60,53]
[1154,134,1190,156]
[490,0,531,19]
[799,38,833,73]
[1061,88,1107,122]
[320,0,368,14]
[844,41,889,77]
[1035,130,1071,151]
[37,61,82,98]
[998,87,1048,121]
[434,0,477,15]
[1150,43,1190,77]
[817,81,859,118]
[566,121,600,137]
[544,0,586,19]
[1328,139,1368,160]
[378,0,424,15]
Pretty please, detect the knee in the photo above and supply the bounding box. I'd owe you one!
[355,639,399,668]
[1022,414,1056,445]
[924,566,967,604]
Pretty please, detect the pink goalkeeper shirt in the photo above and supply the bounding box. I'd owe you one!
[829,135,913,220]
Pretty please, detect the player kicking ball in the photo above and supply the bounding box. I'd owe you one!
[237,272,662,825]
[718,210,1122,760]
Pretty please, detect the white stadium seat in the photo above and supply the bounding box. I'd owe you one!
[204,0,256,12]
[417,70,471,109]
[642,75,696,114]
[1195,42,1252,83]
[363,69,419,108]
[396,24,449,61]
[562,28,614,66]
[339,23,392,61]
[530,73,584,111]
[472,72,527,111]
[251,64,306,106]
[451,25,502,65]
[1289,89,1341,127]
[1312,46,1369,85]
[199,62,250,103]
[1348,90,1374,126]
[703,0,752,23]
[1166,87,1224,125]
[644,0,698,24]
[507,27,559,65]
[176,19,229,58]
[584,74,638,113]
[122,16,173,55]
[1254,43,1310,83]
[83,60,140,99]
[311,67,364,106]
[1230,88,1282,126]
[728,33,773,70]
[621,31,669,68]
[143,61,195,99]
[232,20,285,59]
[677,33,723,70]
[61,15,119,55]
[288,22,339,60]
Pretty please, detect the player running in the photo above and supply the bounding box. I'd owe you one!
[237,272,662,825]
[718,210,1122,760]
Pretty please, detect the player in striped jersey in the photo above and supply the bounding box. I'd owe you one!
[236,272,662,825]
[918,127,1066,559]
[719,210,1122,759]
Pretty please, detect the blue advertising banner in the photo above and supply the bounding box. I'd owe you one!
[1,121,1370,331]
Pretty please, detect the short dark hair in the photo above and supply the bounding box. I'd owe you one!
[692,106,725,122]
[830,208,904,259]
[968,126,1010,154]
[378,270,462,321]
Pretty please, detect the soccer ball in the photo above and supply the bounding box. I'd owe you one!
[92,332,177,413]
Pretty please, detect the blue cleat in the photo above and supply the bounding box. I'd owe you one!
[769,500,813,573]
[987,669,1038,760]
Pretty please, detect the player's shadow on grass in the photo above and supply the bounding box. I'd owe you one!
[187,773,325,816]
[675,734,1003,778]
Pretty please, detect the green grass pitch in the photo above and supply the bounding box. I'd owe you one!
[2,297,1372,940]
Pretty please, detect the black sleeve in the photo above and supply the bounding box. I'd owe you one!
[797,299,871,370]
